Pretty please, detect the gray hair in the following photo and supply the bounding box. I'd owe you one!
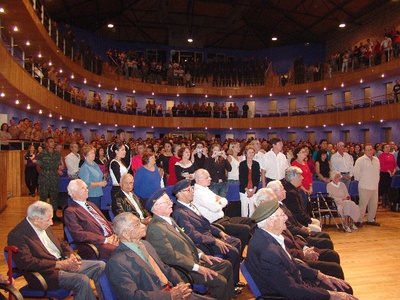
[257,219,268,229]
[285,166,302,182]
[67,179,87,197]
[27,201,53,220]
[266,180,283,191]
[254,188,279,207]
[330,170,341,181]
[113,212,135,237]
[120,173,133,185]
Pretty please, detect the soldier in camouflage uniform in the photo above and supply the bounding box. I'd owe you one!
[36,137,61,221]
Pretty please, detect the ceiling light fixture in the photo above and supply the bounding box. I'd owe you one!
[13,26,18,32]
[339,23,346,28]
[108,23,114,28]
[187,38,193,43]
[272,37,277,41]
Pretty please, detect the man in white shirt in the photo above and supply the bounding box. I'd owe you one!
[193,169,253,255]
[353,143,381,227]
[331,141,354,189]
[65,143,80,178]
[261,137,289,187]
[250,139,265,165]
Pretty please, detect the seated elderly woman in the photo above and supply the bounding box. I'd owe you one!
[326,171,360,233]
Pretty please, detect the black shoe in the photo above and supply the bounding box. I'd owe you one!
[355,222,363,228]
[234,287,242,295]
[366,221,381,226]
[235,282,246,287]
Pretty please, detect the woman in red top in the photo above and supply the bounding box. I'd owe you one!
[166,144,181,186]
[378,143,397,207]
[292,145,313,207]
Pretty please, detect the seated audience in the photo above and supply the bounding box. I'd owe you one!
[64,179,119,260]
[145,189,237,300]
[105,213,207,300]
[245,200,357,300]
[112,173,151,224]
[327,171,360,233]
[7,201,105,300]
[172,179,244,288]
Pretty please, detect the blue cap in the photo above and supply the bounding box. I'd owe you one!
[145,188,167,211]
[172,179,191,196]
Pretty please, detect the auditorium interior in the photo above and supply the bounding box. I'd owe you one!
[0,0,399,299]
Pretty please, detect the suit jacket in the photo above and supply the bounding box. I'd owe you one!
[172,201,221,245]
[7,218,74,290]
[245,229,330,300]
[105,241,181,300]
[282,180,312,226]
[64,200,116,259]
[146,215,201,271]
[111,189,149,218]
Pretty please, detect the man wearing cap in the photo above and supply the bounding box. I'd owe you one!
[193,169,253,255]
[146,189,237,300]
[106,212,208,300]
[106,129,132,171]
[172,179,243,288]
[245,200,357,300]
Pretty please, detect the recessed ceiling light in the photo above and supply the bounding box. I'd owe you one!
[187,38,193,43]
[107,23,114,28]
[13,26,18,32]
[0,8,5,13]
[339,23,346,28]
[272,37,277,41]
[26,41,30,46]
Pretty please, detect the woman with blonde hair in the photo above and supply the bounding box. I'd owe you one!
[227,141,243,186]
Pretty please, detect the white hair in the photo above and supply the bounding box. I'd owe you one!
[254,188,279,207]
[27,201,53,220]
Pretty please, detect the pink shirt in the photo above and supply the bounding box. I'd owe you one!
[292,160,312,189]
[378,152,396,172]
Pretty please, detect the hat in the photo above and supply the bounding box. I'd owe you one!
[172,179,191,196]
[145,188,167,211]
[116,129,125,135]
[251,200,280,223]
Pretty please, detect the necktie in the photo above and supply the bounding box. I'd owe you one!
[138,242,169,286]
[189,203,201,216]
[85,202,113,236]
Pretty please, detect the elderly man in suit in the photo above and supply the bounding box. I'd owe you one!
[146,189,237,300]
[64,179,119,260]
[7,201,105,300]
[111,173,152,224]
[172,179,244,289]
[245,200,357,300]
[106,212,210,300]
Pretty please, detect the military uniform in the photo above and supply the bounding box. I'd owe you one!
[37,150,61,210]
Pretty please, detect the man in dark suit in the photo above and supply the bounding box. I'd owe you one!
[146,189,237,300]
[111,173,152,224]
[64,179,119,260]
[7,201,105,300]
[106,212,209,300]
[171,179,243,287]
[245,200,357,300]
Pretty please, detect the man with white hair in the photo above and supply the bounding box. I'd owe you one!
[267,180,333,250]
[282,166,322,232]
[8,201,105,300]
[245,200,356,300]
[106,212,207,300]
[331,141,354,189]
[64,179,119,259]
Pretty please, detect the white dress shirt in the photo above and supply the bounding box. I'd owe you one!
[331,152,354,176]
[261,150,289,180]
[193,183,228,223]
[353,155,380,190]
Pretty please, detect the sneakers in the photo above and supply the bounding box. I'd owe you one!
[343,225,352,233]
[350,224,358,230]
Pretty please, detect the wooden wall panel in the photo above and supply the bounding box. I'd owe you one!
[0,152,7,212]
[5,151,23,198]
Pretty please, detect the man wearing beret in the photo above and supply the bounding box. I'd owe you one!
[146,188,237,300]
[171,179,244,289]
[245,200,357,300]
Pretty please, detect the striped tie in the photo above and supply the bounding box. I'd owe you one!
[85,203,113,236]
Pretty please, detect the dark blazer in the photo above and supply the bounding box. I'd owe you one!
[172,201,222,245]
[238,160,261,193]
[282,179,312,226]
[7,218,74,290]
[64,200,116,259]
[105,241,181,300]
[111,188,150,218]
[245,228,330,300]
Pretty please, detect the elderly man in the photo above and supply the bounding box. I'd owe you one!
[267,180,333,250]
[282,166,322,232]
[172,179,243,288]
[261,137,289,187]
[353,143,381,227]
[106,213,209,300]
[146,189,237,300]
[65,142,81,178]
[8,201,105,300]
[193,169,253,255]
[245,200,357,300]
[331,142,354,189]
[112,173,152,224]
[64,179,119,259]
[254,188,343,279]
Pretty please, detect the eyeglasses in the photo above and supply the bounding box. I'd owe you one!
[181,186,193,193]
